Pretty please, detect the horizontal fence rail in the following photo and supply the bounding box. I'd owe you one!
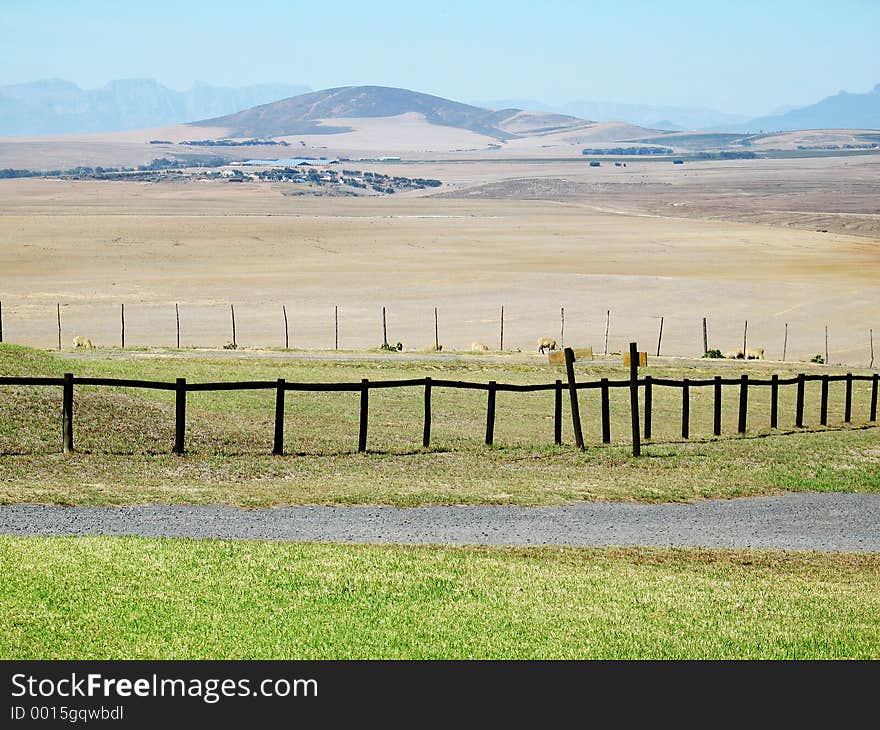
[0,365,877,457]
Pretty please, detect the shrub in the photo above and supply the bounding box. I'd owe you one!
[223,342,237,350]
[702,348,723,359]
[810,354,825,364]
[380,342,403,352]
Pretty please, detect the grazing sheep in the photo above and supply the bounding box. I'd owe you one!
[537,337,558,354]
[745,347,765,360]
[72,336,93,349]
[471,342,489,351]
[724,349,744,359]
[420,343,442,352]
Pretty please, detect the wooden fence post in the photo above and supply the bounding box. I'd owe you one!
[604,310,610,355]
[382,307,388,348]
[175,303,180,349]
[644,375,653,440]
[273,378,285,455]
[871,328,874,369]
[563,347,584,450]
[871,374,878,422]
[681,378,690,439]
[230,304,236,348]
[656,316,664,357]
[62,373,74,453]
[738,374,748,434]
[434,307,439,351]
[121,303,125,349]
[554,379,562,445]
[57,303,62,351]
[770,374,778,429]
[335,306,339,350]
[358,379,369,452]
[628,342,641,456]
[795,374,805,428]
[485,381,497,446]
[500,306,504,351]
[173,377,186,454]
[600,378,611,443]
[282,305,289,349]
[783,323,788,362]
[714,376,722,436]
[742,320,748,356]
[825,325,829,365]
[423,377,432,448]
[845,373,852,423]
[820,375,829,426]
[702,316,708,355]
[560,307,565,349]
[0,299,3,343]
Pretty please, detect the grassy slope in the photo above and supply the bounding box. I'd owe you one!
[0,343,878,506]
[1,537,877,659]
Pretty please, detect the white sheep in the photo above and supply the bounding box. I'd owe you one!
[72,336,93,349]
[745,347,765,360]
[724,348,744,359]
[471,342,489,351]
[537,337,558,354]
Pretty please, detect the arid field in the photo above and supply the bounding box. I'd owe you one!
[0,154,878,365]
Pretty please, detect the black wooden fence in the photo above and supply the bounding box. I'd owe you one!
[1,348,877,457]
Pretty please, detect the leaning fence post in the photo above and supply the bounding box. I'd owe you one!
[714,376,723,436]
[554,379,562,445]
[230,304,237,348]
[600,378,611,443]
[628,342,641,457]
[656,316,664,357]
[358,378,369,452]
[273,378,285,455]
[121,303,125,349]
[62,373,74,453]
[423,377,432,448]
[820,375,829,426]
[738,374,748,434]
[845,373,853,423]
[770,374,779,429]
[282,305,289,349]
[485,381,497,446]
[175,303,180,349]
[681,378,690,439]
[173,377,186,454]
[871,374,878,422]
[795,373,805,428]
[563,348,584,450]
[644,375,653,440]
[57,303,62,351]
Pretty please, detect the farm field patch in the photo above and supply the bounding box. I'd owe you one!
[1,537,877,659]
[1,345,877,506]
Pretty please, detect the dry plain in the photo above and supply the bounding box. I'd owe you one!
[0,154,878,365]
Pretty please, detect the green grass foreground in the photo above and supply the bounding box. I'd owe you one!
[1,537,877,659]
[1,343,878,505]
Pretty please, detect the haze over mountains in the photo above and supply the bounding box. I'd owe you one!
[2,79,879,138]
[0,79,311,136]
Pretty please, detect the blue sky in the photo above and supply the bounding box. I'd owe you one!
[2,0,878,115]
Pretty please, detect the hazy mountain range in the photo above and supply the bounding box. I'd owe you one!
[726,84,880,132]
[0,79,311,136]
[473,98,750,131]
[1,79,878,137]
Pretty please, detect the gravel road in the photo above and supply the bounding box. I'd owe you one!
[1,493,877,552]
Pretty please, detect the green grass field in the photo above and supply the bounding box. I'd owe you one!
[1,343,877,506]
[1,537,877,659]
